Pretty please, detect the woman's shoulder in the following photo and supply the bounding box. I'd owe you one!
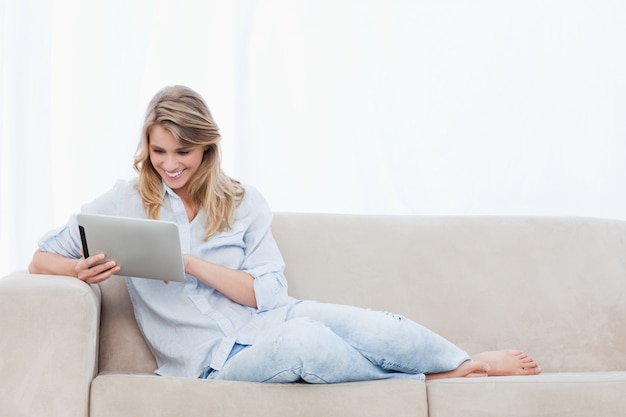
[239,183,269,208]
[241,183,261,199]
[113,177,140,191]
[235,183,273,219]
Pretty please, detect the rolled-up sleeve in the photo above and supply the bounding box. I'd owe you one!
[38,215,83,259]
[239,189,291,312]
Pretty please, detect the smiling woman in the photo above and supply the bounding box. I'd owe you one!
[132,85,244,240]
[128,86,244,238]
[148,125,207,221]
[29,84,542,383]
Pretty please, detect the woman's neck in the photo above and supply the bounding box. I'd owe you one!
[172,188,199,222]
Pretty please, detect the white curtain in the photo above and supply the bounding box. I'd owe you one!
[2,0,626,277]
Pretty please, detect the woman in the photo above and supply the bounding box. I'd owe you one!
[30,85,541,382]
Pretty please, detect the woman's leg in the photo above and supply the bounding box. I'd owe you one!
[209,317,426,383]
[288,301,541,377]
[286,301,471,375]
[209,301,540,383]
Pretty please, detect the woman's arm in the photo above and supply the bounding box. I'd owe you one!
[204,186,291,312]
[29,249,120,284]
[184,254,257,308]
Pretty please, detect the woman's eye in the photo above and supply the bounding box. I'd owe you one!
[178,150,190,155]
[152,149,165,154]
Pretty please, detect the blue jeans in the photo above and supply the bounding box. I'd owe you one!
[206,301,470,383]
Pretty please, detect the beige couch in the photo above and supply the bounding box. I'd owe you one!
[2,213,626,417]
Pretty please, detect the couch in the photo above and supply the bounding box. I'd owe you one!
[1,213,626,417]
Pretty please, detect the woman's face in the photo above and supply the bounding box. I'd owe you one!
[148,124,205,198]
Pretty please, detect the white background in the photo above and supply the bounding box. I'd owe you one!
[2,0,625,277]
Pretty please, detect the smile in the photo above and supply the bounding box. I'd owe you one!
[165,169,185,178]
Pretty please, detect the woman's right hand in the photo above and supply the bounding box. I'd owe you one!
[74,253,121,284]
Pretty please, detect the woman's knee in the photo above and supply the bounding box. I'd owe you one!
[272,318,337,359]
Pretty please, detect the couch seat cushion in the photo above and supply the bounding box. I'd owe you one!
[426,371,626,417]
[90,373,427,417]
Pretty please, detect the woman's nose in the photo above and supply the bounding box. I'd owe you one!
[163,153,179,169]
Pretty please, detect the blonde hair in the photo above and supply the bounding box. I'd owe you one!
[133,85,245,240]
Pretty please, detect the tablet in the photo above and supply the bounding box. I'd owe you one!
[77,213,186,282]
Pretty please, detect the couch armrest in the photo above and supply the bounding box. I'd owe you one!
[0,272,101,417]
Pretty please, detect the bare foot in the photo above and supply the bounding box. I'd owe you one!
[425,360,490,381]
[471,349,541,376]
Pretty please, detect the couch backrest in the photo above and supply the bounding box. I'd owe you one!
[98,214,626,374]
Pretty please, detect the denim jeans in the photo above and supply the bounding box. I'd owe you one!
[206,300,470,383]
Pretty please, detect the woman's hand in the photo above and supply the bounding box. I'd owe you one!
[29,249,120,284]
[74,253,121,284]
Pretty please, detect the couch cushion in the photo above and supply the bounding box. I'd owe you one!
[98,276,157,373]
[90,374,427,417]
[426,372,626,417]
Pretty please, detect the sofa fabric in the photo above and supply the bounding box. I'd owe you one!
[426,372,626,417]
[0,274,100,417]
[2,214,626,416]
[90,375,427,417]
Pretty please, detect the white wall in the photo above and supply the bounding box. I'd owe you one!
[234,1,626,217]
[2,0,626,277]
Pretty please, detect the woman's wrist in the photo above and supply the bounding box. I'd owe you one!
[183,254,193,273]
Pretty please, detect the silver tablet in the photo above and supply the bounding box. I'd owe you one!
[77,213,186,282]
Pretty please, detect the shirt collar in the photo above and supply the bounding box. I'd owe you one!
[162,182,180,200]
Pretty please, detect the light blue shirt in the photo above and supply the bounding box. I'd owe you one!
[38,179,298,377]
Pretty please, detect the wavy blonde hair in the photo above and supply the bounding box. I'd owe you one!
[133,85,245,240]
